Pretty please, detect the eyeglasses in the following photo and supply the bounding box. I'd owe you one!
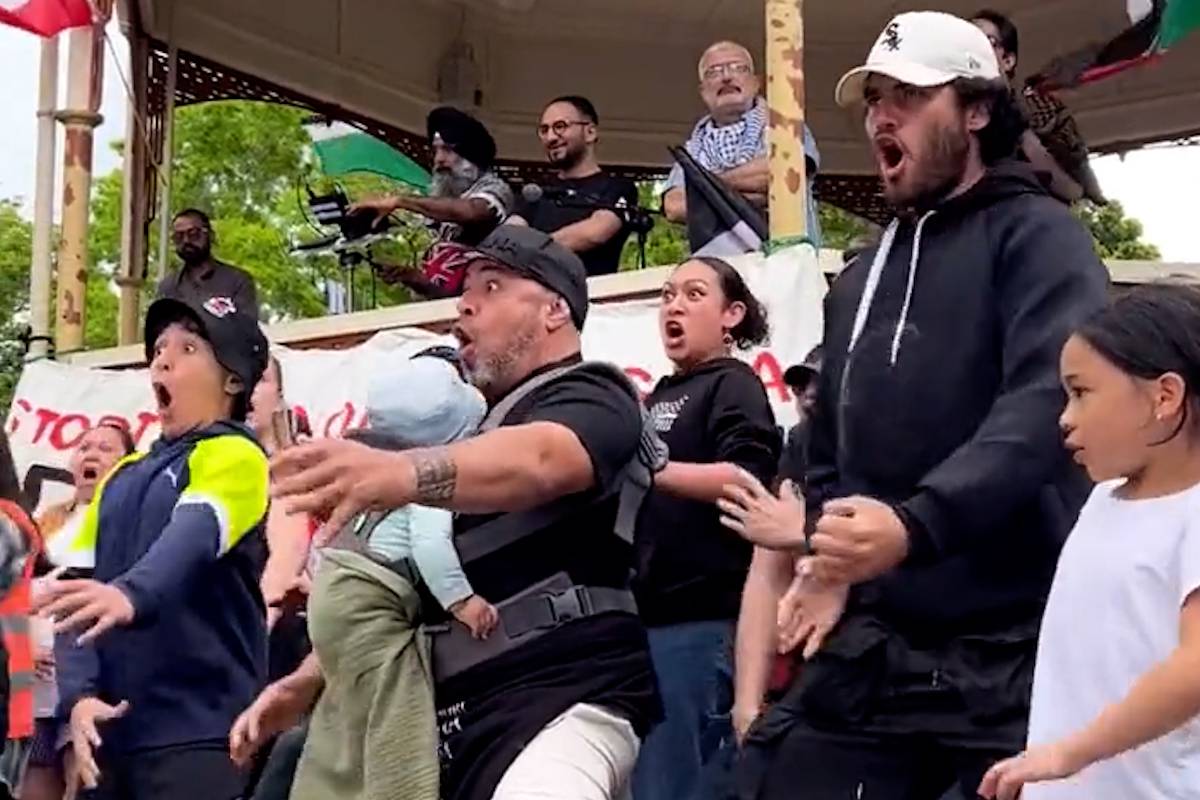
[702,62,753,82]
[536,120,590,138]
[171,228,208,243]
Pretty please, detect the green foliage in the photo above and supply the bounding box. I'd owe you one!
[0,201,33,417]
[1074,200,1162,261]
[818,205,873,250]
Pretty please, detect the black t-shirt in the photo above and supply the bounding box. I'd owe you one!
[436,358,661,800]
[633,359,780,626]
[514,171,638,277]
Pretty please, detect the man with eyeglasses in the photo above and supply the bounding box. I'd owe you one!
[509,96,638,277]
[662,41,822,248]
[157,208,260,320]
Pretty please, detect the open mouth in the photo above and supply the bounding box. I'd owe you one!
[452,327,476,364]
[152,382,173,411]
[81,466,98,481]
[873,136,907,180]
[663,320,685,345]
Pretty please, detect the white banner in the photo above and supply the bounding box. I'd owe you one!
[5,247,825,512]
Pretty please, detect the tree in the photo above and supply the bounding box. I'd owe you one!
[1075,200,1162,260]
[0,202,33,417]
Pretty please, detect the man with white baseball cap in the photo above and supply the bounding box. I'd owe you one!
[726,10,1110,800]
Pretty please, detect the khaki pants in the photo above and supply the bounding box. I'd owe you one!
[492,704,640,800]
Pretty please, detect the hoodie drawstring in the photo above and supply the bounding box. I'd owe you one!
[846,211,936,366]
[890,210,935,365]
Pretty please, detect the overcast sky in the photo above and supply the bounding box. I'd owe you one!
[1,22,1197,262]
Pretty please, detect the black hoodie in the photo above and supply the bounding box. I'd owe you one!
[633,358,780,626]
[808,160,1109,639]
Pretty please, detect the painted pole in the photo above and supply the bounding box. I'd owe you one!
[155,42,178,283]
[116,23,148,346]
[765,0,808,243]
[29,36,59,359]
[54,24,104,354]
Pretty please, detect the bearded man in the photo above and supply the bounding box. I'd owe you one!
[157,208,260,320]
[258,226,660,800]
[507,95,638,277]
[352,106,514,299]
[722,12,1109,799]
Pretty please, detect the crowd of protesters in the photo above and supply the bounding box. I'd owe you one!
[1,7,1198,800]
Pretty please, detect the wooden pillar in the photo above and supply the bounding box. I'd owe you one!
[116,23,149,346]
[29,36,59,359]
[54,25,105,354]
[765,0,809,243]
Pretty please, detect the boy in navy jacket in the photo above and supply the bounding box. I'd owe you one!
[40,295,270,800]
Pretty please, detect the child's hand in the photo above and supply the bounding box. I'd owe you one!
[978,741,1087,799]
[451,595,499,640]
[776,566,848,659]
[69,697,130,789]
[35,579,135,644]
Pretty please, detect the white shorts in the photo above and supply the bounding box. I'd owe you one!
[491,703,641,800]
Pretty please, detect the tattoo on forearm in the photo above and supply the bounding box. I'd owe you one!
[412,449,458,505]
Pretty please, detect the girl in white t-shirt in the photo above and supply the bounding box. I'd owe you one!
[980,283,1200,800]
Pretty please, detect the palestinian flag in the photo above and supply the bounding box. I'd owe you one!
[305,120,430,194]
[1030,0,1200,89]
[669,146,767,258]
[0,0,92,36]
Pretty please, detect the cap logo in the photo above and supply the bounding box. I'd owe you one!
[967,54,982,71]
[203,296,237,318]
[882,21,902,52]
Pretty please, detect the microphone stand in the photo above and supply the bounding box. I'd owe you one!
[546,196,659,271]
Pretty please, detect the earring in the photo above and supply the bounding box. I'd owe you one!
[722,330,734,347]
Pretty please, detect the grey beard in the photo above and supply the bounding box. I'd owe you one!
[465,322,539,400]
[430,160,481,198]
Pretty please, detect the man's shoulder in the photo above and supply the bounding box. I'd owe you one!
[472,171,514,200]
[213,260,254,282]
[525,361,639,410]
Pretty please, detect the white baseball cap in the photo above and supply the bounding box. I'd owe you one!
[835,11,1001,108]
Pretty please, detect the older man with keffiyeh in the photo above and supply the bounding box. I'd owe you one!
[663,40,822,247]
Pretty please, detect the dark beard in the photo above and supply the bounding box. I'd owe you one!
[549,143,585,171]
[882,119,970,213]
[177,245,210,266]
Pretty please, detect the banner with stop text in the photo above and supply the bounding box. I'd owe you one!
[6,246,825,512]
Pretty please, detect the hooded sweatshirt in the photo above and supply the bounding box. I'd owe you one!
[633,358,780,626]
[808,160,1109,639]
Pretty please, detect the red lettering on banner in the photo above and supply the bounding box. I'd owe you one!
[32,408,59,444]
[130,413,160,446]
[49,414,91,450]
[7,402,162,452]
[291,405,312,438]
[624,367,654,400]
[753,352,791,404]
[323,402,357,438]
[6,399,32,434]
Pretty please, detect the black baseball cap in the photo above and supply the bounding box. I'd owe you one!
[470,225,589,329]
[783,345,824,390]
[144,295,270,396]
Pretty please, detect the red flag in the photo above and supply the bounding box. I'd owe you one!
[0,0,92,37]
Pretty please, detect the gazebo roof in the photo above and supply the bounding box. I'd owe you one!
[126,0,1200,180]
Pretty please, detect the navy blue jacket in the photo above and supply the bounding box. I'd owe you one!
[57,422,269,752]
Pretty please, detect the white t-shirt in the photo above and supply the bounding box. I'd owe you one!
[1026,479,1200,799]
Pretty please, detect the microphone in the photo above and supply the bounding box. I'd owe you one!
[521,183,577,204]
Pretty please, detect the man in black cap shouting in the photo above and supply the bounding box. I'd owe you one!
[267,225,661,800]
[351,106,515,299]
